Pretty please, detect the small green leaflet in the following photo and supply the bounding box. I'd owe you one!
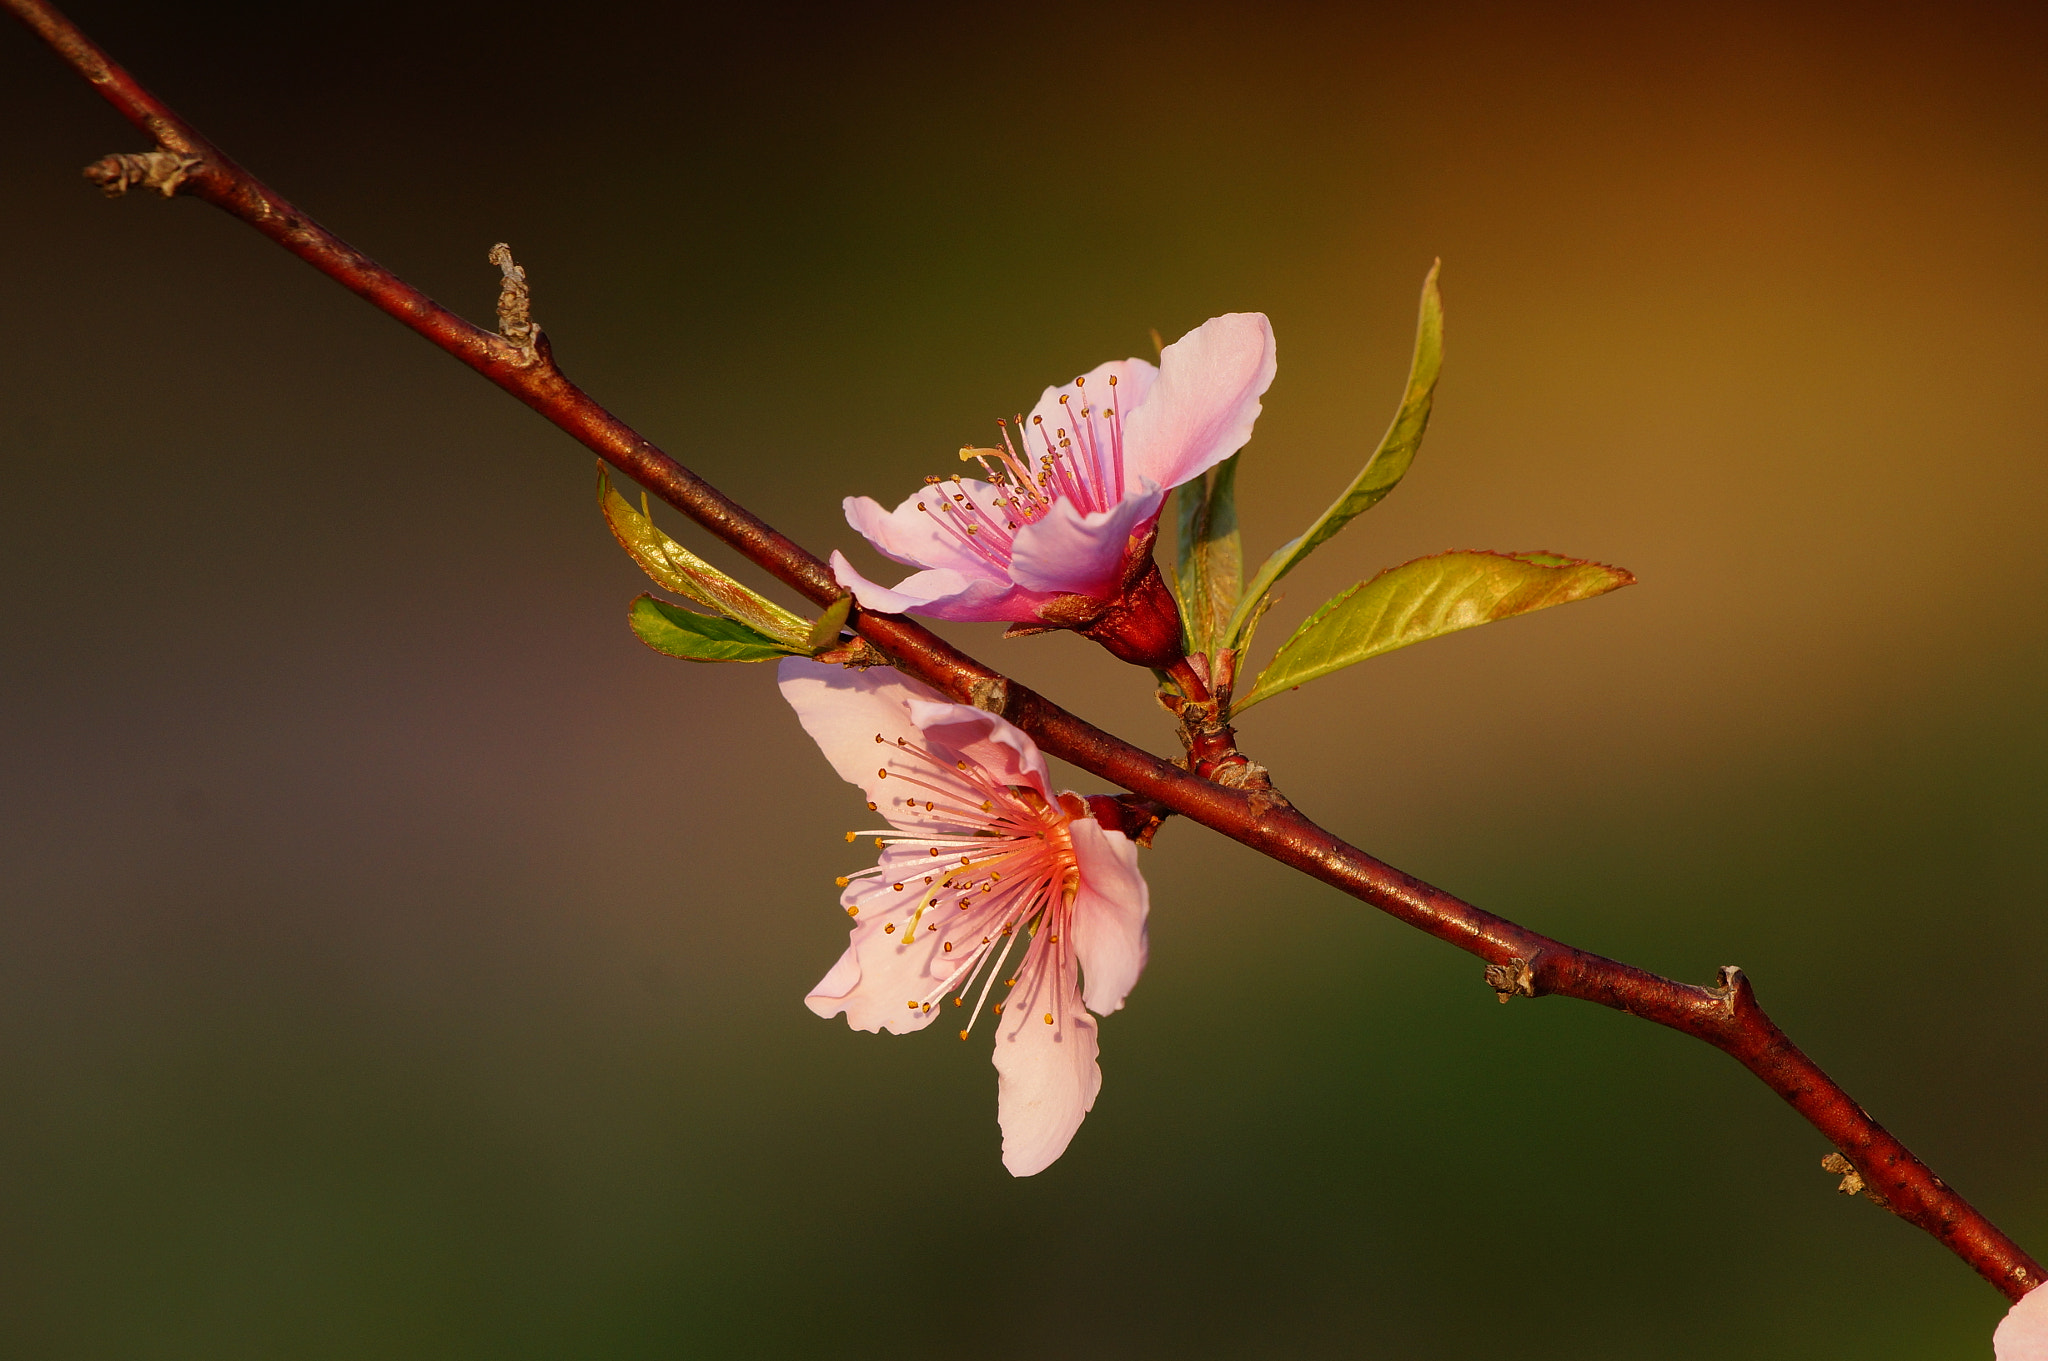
[1232,550,1636,714]
[628,594,803,663]
[1224,262,1445,650]
[598,468,811,649]
[805,594,854,653]
[1171,453,1242,657]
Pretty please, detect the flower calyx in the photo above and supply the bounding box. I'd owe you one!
[1082,793,1172,849]
[1000,523,1190,672]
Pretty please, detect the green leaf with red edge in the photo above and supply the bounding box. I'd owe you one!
[598,467,811,648]
[1232,550,1636,714]
[627,594,804,663]
[1223,262,1444,650]
[1170,452,1242,658]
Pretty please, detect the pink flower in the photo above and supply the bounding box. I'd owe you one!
[779,657,1150,1176]
[1999,1283,2048,1359]
[829,312,1277,643]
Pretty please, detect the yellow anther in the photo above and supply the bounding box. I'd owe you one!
[846,906,859,917]
[845,831,857,843]
[1043,1013,1053,1025]
[944,942,953,952]
[892,883,903,892]
[907,1000,917,1010]
[885,924,896,934]
[922,1003,931,1013]
[958,1029,969,1040]
[835,876,850,887]
[953,997,963,1007]
[877,768,887,779]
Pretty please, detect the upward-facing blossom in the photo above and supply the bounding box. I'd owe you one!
[829,313,1277,652]
[1999,1283,2048,1359]
[779,657,1149,1176]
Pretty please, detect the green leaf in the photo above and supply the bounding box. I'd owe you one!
[805,594,854,653]
[1224,261,1445,648]
[627,594,802,663]
[1233,550,1635,714]
[598,468,811,648]
[1171,453,1242,657]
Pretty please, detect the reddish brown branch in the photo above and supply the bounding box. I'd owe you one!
[8,0,2038,1301]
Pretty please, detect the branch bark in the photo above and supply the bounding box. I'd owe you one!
[8,0,2038,1302]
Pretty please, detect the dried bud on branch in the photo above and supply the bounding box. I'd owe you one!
[488,242,541,352]
[83,148,200,197]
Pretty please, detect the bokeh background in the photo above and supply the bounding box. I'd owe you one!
[3,1,2045,1355]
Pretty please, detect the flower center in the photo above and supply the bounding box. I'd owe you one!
[834,732,1084,1039]
[912,372,1127,579]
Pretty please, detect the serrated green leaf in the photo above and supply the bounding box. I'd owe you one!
[805,594,854,653]
[598,468,810,648]
[1224,262,1445,649]
[1172,453,1242,657]
[1233,549,1635,714]
[628,594,802,663]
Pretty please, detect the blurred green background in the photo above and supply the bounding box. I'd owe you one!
[3,1,2045,1355]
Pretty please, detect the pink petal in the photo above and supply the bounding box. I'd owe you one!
[1006,483,1164,598]
[843,484,1003,573]
[829,551,1050,623]
[906,700,1053,803]
[1998,1285,2048,1360]
[806,845,966,1034]
[1025,357,1160,450]
[778,657,944,794]
[1066,819,1149,1015]
[1122,312,1277,492]
[991,941,1101,1176]
[779,657,1049,818]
